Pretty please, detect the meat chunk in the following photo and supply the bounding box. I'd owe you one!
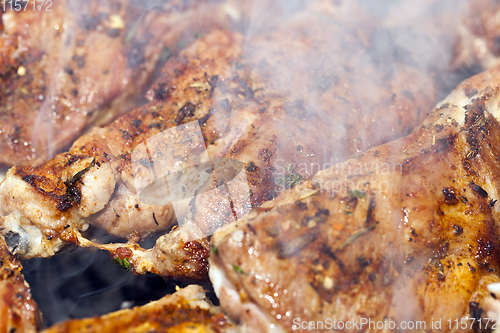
[453,0,500,70]
[0,0,232,167]
[136,0,442,280]
[190,0,438,233]
[209,65,500,332]
[0,235,41,333]
[40,284,237,333]
[393,0,500,73]
[0,30,246,260]
[0,0,444,280]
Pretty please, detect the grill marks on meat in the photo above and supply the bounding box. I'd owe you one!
[0,0,231,167]
[209,67,500,332]
[0,235,41,333]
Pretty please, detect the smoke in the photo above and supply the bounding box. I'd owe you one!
[7,0,493,328]
[22,245,178,327]
[209,0,486,329]
[231,0,464,174]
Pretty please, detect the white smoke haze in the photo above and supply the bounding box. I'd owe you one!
[22,244,180,326]
[5,0,497,328]
[132,120,251,229]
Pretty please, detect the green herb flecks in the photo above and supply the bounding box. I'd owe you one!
[64,158,96,205]
[275,164,303,190]
[65,158,96,188]
[113,257,132,271]
[340,223,378,249]
[211,245,218,256]
[124,12,145,44]
[348,190,366,198]
[277,173,303,189]
[233,264,247,275]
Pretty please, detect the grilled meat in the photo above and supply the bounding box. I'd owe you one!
[453,0,500,70]
[189,0,437,233]
[41,284,237,333]
[133,0,442,280]
[0,0,445,281]
[3,0,500,330]
[0,30,246,260]
[0,0,232,167]
[389,0,500,73]
[209,65,500,332]
[0,235,41,333]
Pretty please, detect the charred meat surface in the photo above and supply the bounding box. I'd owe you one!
[41,284,236,333]
[0,0,232,167]
[0,235,41,333]
[4,0,500,330]
[0,0,450,282]
[0,30,246,261]
[209,66,500,332]
[190,0,438,234]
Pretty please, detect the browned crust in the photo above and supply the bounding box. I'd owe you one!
[0,236,41,332]
[41,286,233,333]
